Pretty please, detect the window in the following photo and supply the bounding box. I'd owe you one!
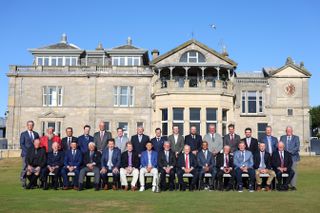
[36,56,78,66]
[104,122,110,131]
[173,108,184,134]
[41,121,61,137]
[257,123,268,141]
[161,108,168,136]
[190,108,201,133]
[113,86,134,107]
[242,91,264,114]
[206,108,217,133]
[288,109,293,116]
[137,122,144,128]
[112,56,141,66]
[179,51,206,63]
[222,109,228,136]
[43,86,63,106]
[118,122,128,137]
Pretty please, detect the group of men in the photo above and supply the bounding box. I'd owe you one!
[20,121,300,192]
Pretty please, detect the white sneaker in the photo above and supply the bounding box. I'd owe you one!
[152,186,156,192]
[139,186,145,192]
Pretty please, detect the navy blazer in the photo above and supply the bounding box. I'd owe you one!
[20,130,40,157]
[61,136,78,152]
[101,147,121,169]
[77,135,94,154]
[272,150,293,170]
[47,151,65,167]
[260,135,278,154]
[83,150,102,168]
[197,149,215,170]
[140,150,158,168]
[184,134,202,151]
[177,152,198,169]
[280,135,300,162]
[64,149,82,168]
[151,136,167,153]
[131,134,150,155]
[253,151,272,170]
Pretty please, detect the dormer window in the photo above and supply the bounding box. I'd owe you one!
[36,56,78,66]
[112,56,141,66]
[179,51,206,63]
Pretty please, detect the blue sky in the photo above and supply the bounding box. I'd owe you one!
[0,0,319,117]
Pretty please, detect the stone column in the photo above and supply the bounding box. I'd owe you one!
[169,66,174,80]
[227,69,230,80]
[216,67,220,80]
[201,67,205,80]
[184,107,190,136]
[217,108,223,135]
[201,106,207,136]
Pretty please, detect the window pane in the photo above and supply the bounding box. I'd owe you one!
[37,58,43,66]
[162,123,168,136]
[134,58,140,66]
[58,58,63,66]
[242,92,246,113]
[190,108,200,121]
[48,87,57,106]
[188,51,197,57]
[161,108,168,121]
[119,122,128,137]
[173,108,184,120]
[65,58,71,66]
[44,58,49,66]
[71,58,77,66]
[248,91,257,113]
[179,53,187,62]
[137,122,144,128]
[113,87,118,106]
[104,122,110,131]
[113,58,119,66]
[51,58,57,66]
[257,123,268,141]
[206,108,217,121]
[120,57,125,66]
[43,87,47,106]
[127,57,133,66]
[58,87,63,106]
[188,57,197,63]
[222,109,228,121]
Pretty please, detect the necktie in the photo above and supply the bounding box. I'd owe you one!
[128,152,132,167]
[85,135,89,141]
[267,137,272,154]
[72,150,75,159]
[90,152,94,162]
[35,149,37,155]
[29,131,34,141]
[225,155,229,168]
[230,134,234,144]
[241,151,245,163]
[280,152,284,167]
[157,138,160,142]
[247,138,251,148]
[204,150,207,160]
[287,136,291,150]
[185,154,189,169]
[260,152,265,168]
[100,131,104,141]
[68,137,71,147]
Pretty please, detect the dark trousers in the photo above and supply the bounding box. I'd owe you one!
[198,167,216,187]
[42,167,62,188]
[235,167,255,186]
[177,168,198,189]
[101,169,120,186]
[61,167,80,187]
[159,168,175,190]
[216,169,235,188]
[275,169,295,187]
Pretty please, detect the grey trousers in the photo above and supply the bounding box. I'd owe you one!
[20,157,26,185]
[291,161,298,187]
[79,167,100,184]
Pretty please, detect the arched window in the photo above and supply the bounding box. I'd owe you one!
[179,51,206,63]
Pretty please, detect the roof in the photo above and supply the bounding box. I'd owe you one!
[38,42,80,50]
[150,39,237,67]
[236,71,266,78]
[113,44,139,50]
[266,57,312,77]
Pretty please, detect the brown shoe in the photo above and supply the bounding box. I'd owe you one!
[256,186,262,191]
[265,186,271,191]
[112,185,118,191]
[103,185,109,190]
[63,187,69,190]
[131,186,137,191]
[123,186,128,191]
[73,186,79,190]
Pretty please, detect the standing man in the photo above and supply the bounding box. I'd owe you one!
[216,145,234,191]
[115,127,129,153]
[61,127,78,153]
[40,127,61,153]
[168,125,184,157]
[185,126,202,155]
[203,124,223,156]
[233,141,255,192]
[177,145,198,191]
[94,121,112,153]
[280,126,299,191]
[100,139,121,190]
[242,127,259,154]
[151,128,167,153]
[157,141,176,191]
[139,141,158,192]
[260,126,278,155]
[253,143,276,191]
[20,120,40,188]
[78,125,94,154]
[131,126,150,156]
[223,124,241,153]
[197,141,216,190]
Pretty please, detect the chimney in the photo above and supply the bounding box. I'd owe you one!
[61,33,67,44]
[96,42,104,50]
[127,36,132,46]
[151,49,159,60]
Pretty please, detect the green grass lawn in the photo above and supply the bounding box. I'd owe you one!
[0,157,319,213]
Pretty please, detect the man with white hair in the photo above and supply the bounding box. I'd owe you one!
[94,121,112,153]
[280,126,300,191]
[79,142,101,191]
[203,124,223,156]
[158,141,176,191]
[40,127,61,153]
[131,126,150,156]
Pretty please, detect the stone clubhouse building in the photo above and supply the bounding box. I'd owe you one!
[6,34,311,151]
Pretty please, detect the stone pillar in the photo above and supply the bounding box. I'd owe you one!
[201,106,207,136]
[169,66,174,80]
[217,108,223,135]
[168,106,173,135]
[201,67,205,80]
[227,69,230,80]
[216,67,220,80]
[184,108,190,136]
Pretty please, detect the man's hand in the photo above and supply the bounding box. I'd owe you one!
[192,151,197,155]
[165,167,171,174]
[147,166,152,173]
[113,167,119,174]
[204,166,209,173]
[126,167,133,174]
[100,167,107,174]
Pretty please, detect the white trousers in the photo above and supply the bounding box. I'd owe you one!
[139,168,158,187]
[120,168,139,187]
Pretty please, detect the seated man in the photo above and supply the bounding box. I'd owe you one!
[139,141,158,192]
[253,143,276,191]
[120,142,140,191]
[216,145,234,191]
[100,138,121,190]
[272,142,295,191]
[157,141,176,191]
[79,142,101,191]
[42,142,64,190]
[177,145,198,191]
[234,141,255,192]
[61,139,82,190]
[197,141,216,190]
[25,138,47,189]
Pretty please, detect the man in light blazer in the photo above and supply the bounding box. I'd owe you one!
[94,121,112,153]
[280,126,300,191]
[203,124,223,156]
[197,141,216,190]
[115,127,129,153]
[20,120,40,188]
[260,126,278,155]
[223,124,241,153]
[168,125,184,157]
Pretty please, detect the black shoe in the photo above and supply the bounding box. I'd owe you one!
[78,183,83,191]
[94,184,100,191]
[290,186,297,191]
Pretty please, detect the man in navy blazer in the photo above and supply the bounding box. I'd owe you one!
[177,145,198,191]
[185,126,202,155]
[100,138,121,190]
[131,126,150,156]
[61,140,82,190]
[151,128,167,153]
[233,141,255,192]
[260,126,278,155]
[280,126,299,190]
[139,141,158,192]
[77,125,94,154]
[42,142,64,190]
[61,127,78,152]
[20,120,40,188]
[242,127,259,154]
[197,141,216,190]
